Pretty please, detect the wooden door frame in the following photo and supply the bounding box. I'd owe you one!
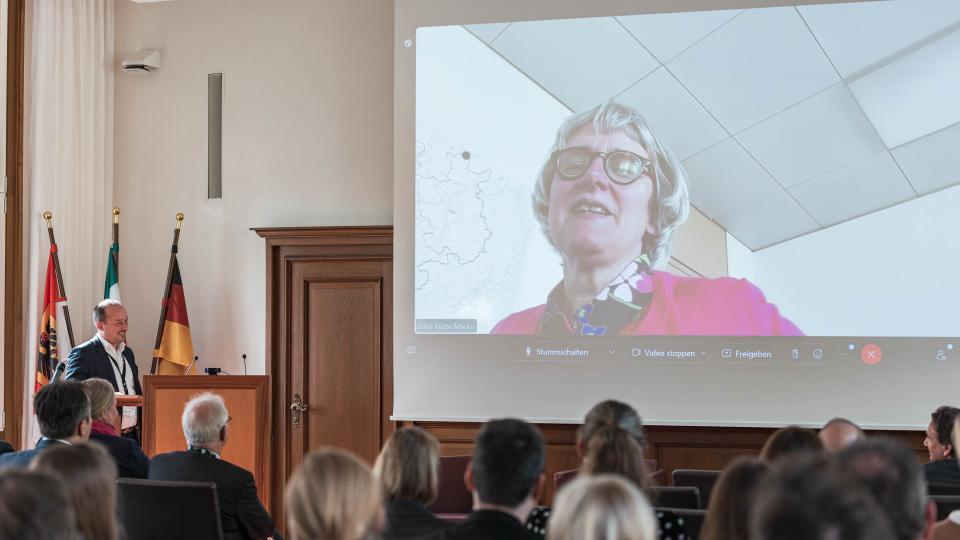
[254,225,394,527]
[3,0,25,446]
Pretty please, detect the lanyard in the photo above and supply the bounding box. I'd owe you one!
[106,351,129,394]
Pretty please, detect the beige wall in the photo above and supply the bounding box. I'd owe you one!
[114,0,394,375]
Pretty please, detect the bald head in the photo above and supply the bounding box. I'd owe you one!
[819,418,865,453]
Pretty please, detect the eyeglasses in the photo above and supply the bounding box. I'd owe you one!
[551,146,651,185]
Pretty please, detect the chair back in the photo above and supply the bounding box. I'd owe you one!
[117,479,223,540]
[672,469,721,508]
[929,483,960,496]
[658,507,706,540]
[933,495,960,521]
[650,486,701,509]
[427,455,473,515]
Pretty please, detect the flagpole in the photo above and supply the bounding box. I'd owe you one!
[151,212,183,374]
[112,207,120,275]
[43,212,76,349]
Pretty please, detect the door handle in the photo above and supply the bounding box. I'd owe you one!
[290,393,308,426]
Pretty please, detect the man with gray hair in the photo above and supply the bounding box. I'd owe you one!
[149,393,280,540]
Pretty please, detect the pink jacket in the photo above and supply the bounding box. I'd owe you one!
[491,271,803,336]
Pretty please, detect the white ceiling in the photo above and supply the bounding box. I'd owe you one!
[464,0,960,250]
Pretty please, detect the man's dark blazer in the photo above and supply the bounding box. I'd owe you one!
[65,336,143,395]
[384,500,453,540]
[924,459,960,486]
[0,439,13,455]
[90,431,150,478]
[427,510,539,540]
[0,438,69,470]
[149,450,278,540]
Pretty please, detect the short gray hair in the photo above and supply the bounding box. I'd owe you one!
[181,393,229,447]
[532,101,690,269]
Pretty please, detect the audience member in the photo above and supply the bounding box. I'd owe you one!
[374,427,452,540]
[759,426,823,462]
[82,377,150,478]
[751,454,896,540]
[429,418,545,540]
[546,474,657,540]
[0,438,12,455]
[0,469,79,539]
[0,381,91,469]
[33,442,120,540]
[700,458,770,540]
[819,417,865,453]
[931,419,960,540]
[286,448,384,540]
[924,406,960,486]
[527,400,686,539]
[150,392,280,540]
[835,437,936,540]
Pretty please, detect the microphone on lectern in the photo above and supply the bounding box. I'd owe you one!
[184,355,199,375]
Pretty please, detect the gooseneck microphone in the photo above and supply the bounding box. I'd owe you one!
[242,354,247,375]
[184,355,199,375]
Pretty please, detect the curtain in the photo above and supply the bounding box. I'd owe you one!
[22,0,114,446]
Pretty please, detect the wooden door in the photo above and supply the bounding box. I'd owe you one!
[255,226,393,527]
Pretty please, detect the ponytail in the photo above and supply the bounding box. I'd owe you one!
[582,425,649,492]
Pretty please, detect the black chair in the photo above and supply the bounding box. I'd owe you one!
[651,486,701,509]
[117,479,223,540]
[932,495,960,521]
[929,482,960,496]
[672,469,721,508]
[658,507,706,540]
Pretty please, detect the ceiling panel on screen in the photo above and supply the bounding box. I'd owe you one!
[720,190,820,250]
[681,138,783,228]
[892,122,960,196]
[790,151,915,228]
[463,23,511,44]
[798,0,960,78]
[492,17,659,112]
[667,6,839,134]
[849,28,960,149]
[617,8,743,64]
[736,83,884,187]
[617,67,728,161]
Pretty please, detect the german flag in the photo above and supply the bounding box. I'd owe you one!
[153,259,195,375]
[36,247,63,390]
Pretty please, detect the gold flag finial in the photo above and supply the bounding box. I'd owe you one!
[113,207,121,224]
[176,212,184,229]
[43,211,53,226]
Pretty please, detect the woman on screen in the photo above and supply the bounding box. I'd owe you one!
[491,101,802,336]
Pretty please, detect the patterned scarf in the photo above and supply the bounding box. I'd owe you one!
[538,255,654,336]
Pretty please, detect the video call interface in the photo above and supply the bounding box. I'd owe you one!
[411,1,960,365]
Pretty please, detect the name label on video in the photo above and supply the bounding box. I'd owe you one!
[415,319,478,334]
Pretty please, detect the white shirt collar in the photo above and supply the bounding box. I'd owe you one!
[40,437,73,446]
[950,509,960,525]
[96,333,126,357]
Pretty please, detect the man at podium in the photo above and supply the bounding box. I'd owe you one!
[65,300,142,439]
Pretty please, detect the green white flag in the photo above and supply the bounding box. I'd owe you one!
[103,242,120,301]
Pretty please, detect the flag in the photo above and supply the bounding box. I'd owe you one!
[103,242,120,301]
[154,258,195,375]
[36,247,64,390]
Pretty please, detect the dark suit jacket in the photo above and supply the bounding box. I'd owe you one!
[0,440,13,455]
[90,431,150,478]
[65,336,143,395]
[0,438,69,470]
[149,450,278,540]
[925,459,960,486]
[427,510,539,540]
[384,500,454,540]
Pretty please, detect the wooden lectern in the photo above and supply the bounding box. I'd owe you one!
[140,375,271,507]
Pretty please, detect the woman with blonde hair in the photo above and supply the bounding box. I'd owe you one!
[547,474,657,540]
[32,442,119,540]
[373,427,452,540]
[82,377,150,478]
[286,448,384,540]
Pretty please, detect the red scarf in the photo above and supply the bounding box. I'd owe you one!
[91,419,117,437]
